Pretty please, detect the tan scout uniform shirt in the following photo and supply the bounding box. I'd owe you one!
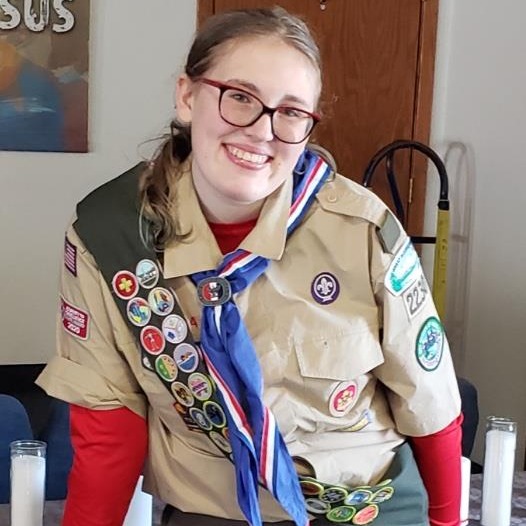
[37,164,461,522]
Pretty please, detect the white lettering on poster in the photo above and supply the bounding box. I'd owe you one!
[0,0,75,32]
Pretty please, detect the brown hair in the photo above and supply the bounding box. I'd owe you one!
[138,6,322,248]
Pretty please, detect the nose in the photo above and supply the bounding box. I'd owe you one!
[244,112,274,142]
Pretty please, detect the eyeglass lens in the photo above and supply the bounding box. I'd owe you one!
[219,88,314,144]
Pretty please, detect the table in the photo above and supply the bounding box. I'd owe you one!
[1,473,525,525]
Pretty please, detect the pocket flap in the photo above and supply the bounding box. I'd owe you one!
[294,327,384,381]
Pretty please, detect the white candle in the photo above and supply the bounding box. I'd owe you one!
[460,456,471,526]
[123,475,152,526]
[481,419,516,526]
[10,455,46,526]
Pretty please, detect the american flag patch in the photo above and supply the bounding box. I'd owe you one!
[64,236,77,276]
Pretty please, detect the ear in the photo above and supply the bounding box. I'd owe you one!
[174,74,195,124]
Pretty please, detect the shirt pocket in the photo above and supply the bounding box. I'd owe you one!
[294,320,384,381]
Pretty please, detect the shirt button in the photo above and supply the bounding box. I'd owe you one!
[326,192,338,203]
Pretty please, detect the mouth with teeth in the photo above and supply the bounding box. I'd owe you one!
[225,144,272,168]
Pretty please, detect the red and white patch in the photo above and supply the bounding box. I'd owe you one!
[328,381,358,417]
[64,237,77,276]
[61,297,89,340]
[112,270,138,300]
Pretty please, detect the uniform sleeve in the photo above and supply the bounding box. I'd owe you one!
[36,223,147,418]
[370,214,461,436]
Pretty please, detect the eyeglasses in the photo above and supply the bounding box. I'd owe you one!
[200,78,320,144]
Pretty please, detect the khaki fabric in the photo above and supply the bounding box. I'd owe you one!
[37,165,460,522]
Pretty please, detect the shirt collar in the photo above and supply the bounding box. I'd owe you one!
[163,162,292,279]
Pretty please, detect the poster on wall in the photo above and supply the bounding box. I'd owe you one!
[0,0,90,152]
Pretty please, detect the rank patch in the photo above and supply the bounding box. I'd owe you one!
[311,272,340,304]
[329,381,358,417]
[60,297,89,340]
[385,239,421,296]
[64,237,77,276]
[415,317,444,371]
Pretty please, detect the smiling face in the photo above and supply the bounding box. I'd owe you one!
[175,35,321,222]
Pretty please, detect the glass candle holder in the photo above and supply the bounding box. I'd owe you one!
[480,416,516,526]
[10,440,47,526]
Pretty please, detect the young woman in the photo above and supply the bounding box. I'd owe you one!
[37,7,462,526]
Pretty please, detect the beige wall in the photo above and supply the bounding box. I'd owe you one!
[429,0,526,469]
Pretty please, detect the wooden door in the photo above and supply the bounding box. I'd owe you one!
[198,0,438,234]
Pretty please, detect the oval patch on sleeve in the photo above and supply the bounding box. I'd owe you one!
[385,239,421,296]
[415,317,444,371]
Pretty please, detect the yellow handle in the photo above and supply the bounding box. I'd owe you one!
[432,209,449,320]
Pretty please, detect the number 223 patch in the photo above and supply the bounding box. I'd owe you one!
[402,274,430,320]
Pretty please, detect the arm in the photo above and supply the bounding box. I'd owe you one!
[63,405,147,526]
[410,414,463,526]
[36,224,149,524]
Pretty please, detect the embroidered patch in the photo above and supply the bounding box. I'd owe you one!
[385,239,421,296]
[174,343,199,373]
[305,498,331,515]
[148,287,174,316]
[415,317,444,371]
[60,297,89,340]
[370,486,394,503]
[171,382,195,407]
[112,270,138,300]
[209,430,232,453]
[64,237,77,276]
[344,489,373,506]
[187,372,213,401]
[402,273,429,320]
[321,487,349,504]
[300,479,324,497]
[136,259,159,289]
[352,504,379,524]
[155,355,178,382]
[329,381,358,417]
[311,272,340,304]
[189,407,213,431]
[327,505,356,523]
[203,400,227,428]
[140,326,165,355]
[162,314,188,344]
[126,297,151,327]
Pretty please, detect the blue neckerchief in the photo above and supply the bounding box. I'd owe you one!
[192,149,331,526]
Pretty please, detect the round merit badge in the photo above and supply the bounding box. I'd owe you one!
[329,381,358,417]
[327,505,356,523]
[189,407,213,431]
[311,272,340,305]
[126,297,151,327]
[140,326,165,355]
[188,372,213,401]
[135,259,159,289]
[209,430,232,454]
[162,314,188,344]
[112,270,138,300]
[320,486,348,504]
[148,287,174,316]
[170,382,194,407]
[344,489,372,506]
[415,317,444,371]
[155,355,178,382]
[196,276,232,306]
[352,504,379,525]
[299,479,324,497]
[305,498,331,515]
[173,343,200,373]
[370,486,394,503]
[203,401,226,428]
